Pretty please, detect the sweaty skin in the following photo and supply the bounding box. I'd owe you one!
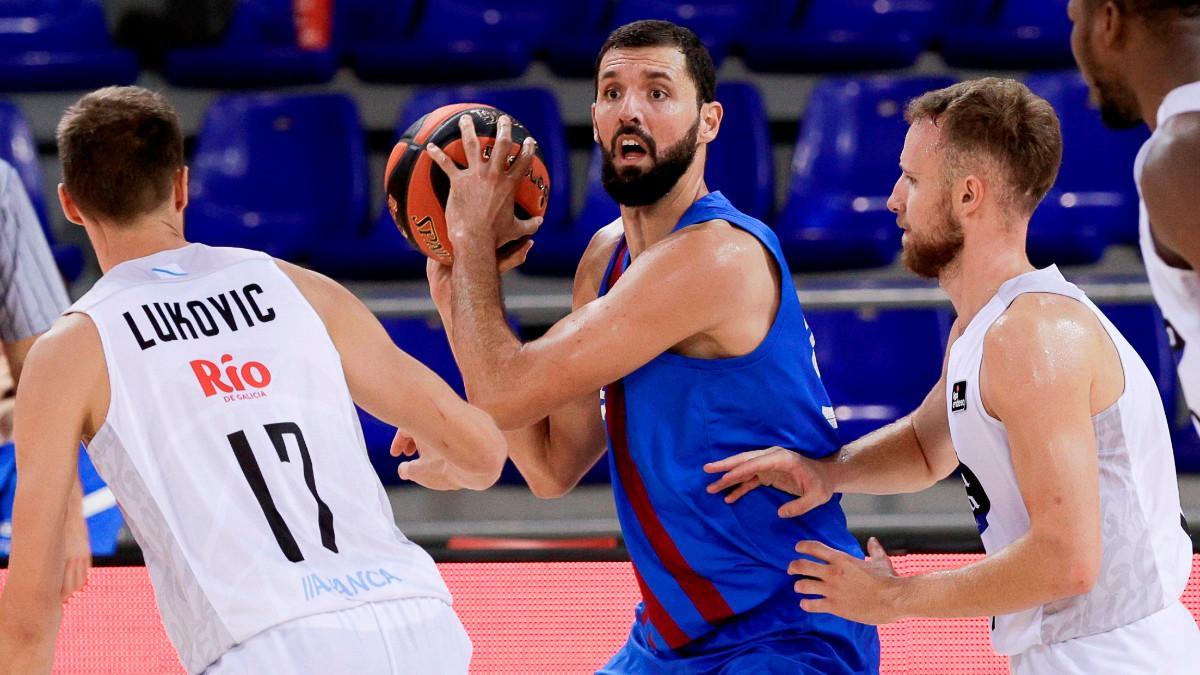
[703,118,1111,626]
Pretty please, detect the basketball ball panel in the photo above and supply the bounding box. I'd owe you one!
[410,102,486,146]
[405,151,454,263]
[385,102,555,264]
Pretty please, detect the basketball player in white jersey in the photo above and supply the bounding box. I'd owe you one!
[0,87,508,674]
[1068,0,1200,435]
[705,78,1200,673]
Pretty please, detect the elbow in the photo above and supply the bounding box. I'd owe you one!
[527,475,575,500]
[1044,539,1102,600]
[1056,554,1101,598]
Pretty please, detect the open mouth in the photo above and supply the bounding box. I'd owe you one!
[616,134,650,161]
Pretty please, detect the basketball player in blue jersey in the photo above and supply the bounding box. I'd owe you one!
[706,79,1200,672]
[416,19,879,674]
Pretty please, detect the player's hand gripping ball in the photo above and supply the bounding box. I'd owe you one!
[384,103,550,264]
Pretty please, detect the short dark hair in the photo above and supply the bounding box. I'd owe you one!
[57,86,183,222]
[906,78,1063,215]
[594,20,716,106]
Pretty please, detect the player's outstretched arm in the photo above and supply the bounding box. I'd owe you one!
[788,299,1103,625]
[278,262,506,491]
[704,328,961,514]
[0,315,105,674]
[1141,115,1200,270]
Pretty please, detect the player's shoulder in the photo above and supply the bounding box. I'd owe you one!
[1143,113,1200,187]
[985,293,1099,374]
[26,313,104,379]
[272,258,348,309]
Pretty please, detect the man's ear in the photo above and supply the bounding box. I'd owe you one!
[698,100,723,145]
[58,183,85,226]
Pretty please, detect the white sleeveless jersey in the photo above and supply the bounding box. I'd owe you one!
[67,244,450,674]
[945,266,1192,656]
[1137,81,1200,431]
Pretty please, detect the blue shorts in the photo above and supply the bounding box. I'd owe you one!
[0,442,123,556]
[599,589,880,674]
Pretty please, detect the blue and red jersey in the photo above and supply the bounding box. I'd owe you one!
[598,192,877,668]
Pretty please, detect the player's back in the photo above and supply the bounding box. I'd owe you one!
[67,243,449,673]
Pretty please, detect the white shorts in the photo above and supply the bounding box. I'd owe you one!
[1012,602,1200,674]
[205,597,471,674]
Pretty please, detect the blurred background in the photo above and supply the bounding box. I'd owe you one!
[3,0,1195,560]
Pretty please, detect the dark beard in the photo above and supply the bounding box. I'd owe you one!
[1077,32,1142,129]
[601,120,700,207]
[900,205,964,279]
[1094,79,1143,130]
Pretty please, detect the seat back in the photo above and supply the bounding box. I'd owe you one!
[189,93,367,260]
[806,307,950,411]
[0,0,113,51]
[414,0,561,42]
[800,0,947,36]
[706,82,774,221]
[785,75,956,212]
[1100,303,1177,412]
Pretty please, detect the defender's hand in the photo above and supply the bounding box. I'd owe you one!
[704,446,835,518]
[790,538,904,625]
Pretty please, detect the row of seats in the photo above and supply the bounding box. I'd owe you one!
[1,72,1146,280]
[360,303,1200,486]
[1,0,1077,90]
[113,71,1142,278]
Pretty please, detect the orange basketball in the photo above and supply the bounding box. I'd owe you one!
[384,103,551,264]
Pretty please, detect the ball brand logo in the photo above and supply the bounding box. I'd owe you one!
[191,354,272,401]
[411,215,451,259]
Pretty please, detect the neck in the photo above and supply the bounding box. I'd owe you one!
[1133,31,1200,131]
[88,213,188,273]
[939,231,1035,327]
[618,165,709,258]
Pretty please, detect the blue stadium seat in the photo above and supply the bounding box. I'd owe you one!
[806,307,952,444]
[1098,303,1176,411]
[187,93,368,263]
[350,0,560,83]
[1099,302,1200,472]
[358,316,464,484]
[568,82,774,274]
[544,0,620,78]
[310,86,573,279]
[941,0,1074,70]
[743,0,946,73]
[708,82,774,223]
[0,100,84,281]
[1027,73,1148,259]
[608,0,766,69]
[0,0,138,91]
[164,0,337,88]
[777,76,956,271]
